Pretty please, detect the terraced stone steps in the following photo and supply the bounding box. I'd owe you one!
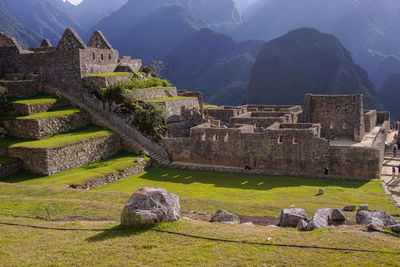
[1,106,91,139]
[7,95,69,116]
[0,156,21,178]
[1,152,149,189]
[0,125,121,175]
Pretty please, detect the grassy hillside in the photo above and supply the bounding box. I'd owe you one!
[0,7,41,48]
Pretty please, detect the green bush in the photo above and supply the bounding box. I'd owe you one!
[133,103,168,137]
[123,77,172,90]
[139,66,153,75]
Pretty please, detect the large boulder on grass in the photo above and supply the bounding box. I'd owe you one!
[307,208,331,231]
[211,209,239,224]
[121,187,180,226]
[331,208,346,222]
[356,210,396,229]
[279,208,308,227]
[389,224,400,233]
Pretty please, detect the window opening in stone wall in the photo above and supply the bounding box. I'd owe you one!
[212,134,217,141]
[109,54,111,60]
[201,133,206,141]
[101,53,104,60]
[224,134,229,142]
[92,53,95,60]
[278,136,283,144]
[343,123,347,129]
[330,122,335,129]
[293,136,298,144]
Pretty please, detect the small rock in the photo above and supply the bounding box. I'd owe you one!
[266,237,272,241]
[359,204,369,211]
[136,157,145,163]
[316,189,324,196]
[241,222,255,227]
[120,187,180,226]
[331,208,346,222]
[297,219,308,231]
[343,206,356,212]
[307,208,331,231]
[211,209,239,224]
[279,208,308,227]
[389,224,400,233]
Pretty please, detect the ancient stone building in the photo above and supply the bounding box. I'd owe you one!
[0,29,142,94]
[165,95,390,179]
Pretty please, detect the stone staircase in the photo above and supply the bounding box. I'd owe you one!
[55,89,171,164]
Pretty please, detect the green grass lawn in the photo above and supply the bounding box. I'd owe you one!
[0,169,399,265]
[1,152,148,188]
[0,106,84,121]
[146,96,192,103]
[0,125,113,149]
[8,94,60,105]
[0,157,19,167]
[97,168,399,217]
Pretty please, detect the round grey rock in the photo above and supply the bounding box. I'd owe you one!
[307,208,331,231]
[359,204,369,211]
[121,187,180,226]
[211,209,239,224]
[297,219,308,231]
[343,205,356,212]
[279,208,308,227]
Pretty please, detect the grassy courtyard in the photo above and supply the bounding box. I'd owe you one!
[0,167,399,266]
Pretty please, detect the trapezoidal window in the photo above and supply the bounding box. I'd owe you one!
[292,136,298,144]
[224,134,229,143]
[343,123,347,129]
[201,133,206,141]
[92,53,95,60]
[101,53,104,60]
[330,122,335,129]
[278,136,283,144]
[109,54,111,60]
[212,134,217,141]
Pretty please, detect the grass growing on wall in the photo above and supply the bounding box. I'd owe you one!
[2,152,149,188]
[0,125,113,149]
[0,156,19,167]
[83,72,132,77]
[146,96,192,103]
[0,106,84,120]
[8,95,60,105]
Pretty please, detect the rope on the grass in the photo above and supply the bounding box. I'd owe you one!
[0,221,399,255]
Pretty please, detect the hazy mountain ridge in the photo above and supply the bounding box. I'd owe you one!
[246,28,382,110]
[0,6,42,48]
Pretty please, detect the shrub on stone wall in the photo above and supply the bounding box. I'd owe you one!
[133,102,168,137]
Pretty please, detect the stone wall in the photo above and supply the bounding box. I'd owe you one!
[304,94,365,141]
[0,79,39,98]
[82,73,133,90]
[8,98,70,116]
[364,110,377,133]
[128,87,178,101]
[6,134,121,175]
[164,122,382,179]
[2,112,91,139]
[230,112,292,128]
[79,48,120,77]
[75,159,149,189]
[178,90,204,110]
[205,107,247,124]
[0,160,21,178]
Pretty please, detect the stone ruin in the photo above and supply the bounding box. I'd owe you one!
[0,29,392,181]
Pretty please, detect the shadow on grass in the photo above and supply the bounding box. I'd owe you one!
[136,167,369,191]
[86,225,152,242]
